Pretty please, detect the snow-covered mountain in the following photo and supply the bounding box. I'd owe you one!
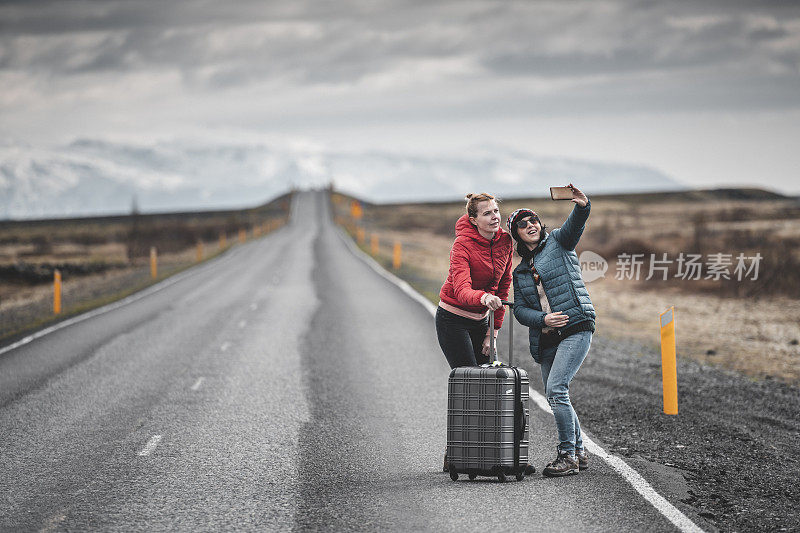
[0,138,685,219]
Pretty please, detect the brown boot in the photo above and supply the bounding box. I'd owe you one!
[576,448,589,471]
[542,448,579,477]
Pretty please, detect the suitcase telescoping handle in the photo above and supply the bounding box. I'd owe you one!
[488,300,514,365]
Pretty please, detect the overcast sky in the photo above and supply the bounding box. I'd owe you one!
[2,0,800,193]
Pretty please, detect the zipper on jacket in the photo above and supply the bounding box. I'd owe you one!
[490,239,495,281]
[530,253,551,315]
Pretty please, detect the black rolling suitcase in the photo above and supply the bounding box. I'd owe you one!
[447,301,532,482]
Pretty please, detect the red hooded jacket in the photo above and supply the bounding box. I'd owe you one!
[439,214,514,329]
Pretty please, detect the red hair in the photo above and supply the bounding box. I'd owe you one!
[465,193,497,219]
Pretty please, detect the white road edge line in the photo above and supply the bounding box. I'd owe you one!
[137,435,162,456]
[190,377,205,391]
[39,510,68,533]
[527,393,704,533]
[221,342,231,352]
[0,245,245,357]
[336,226,705,533]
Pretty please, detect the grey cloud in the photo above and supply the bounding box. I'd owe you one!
[0,0,273,35]
[748,27,789,41]
[1,0,799,113]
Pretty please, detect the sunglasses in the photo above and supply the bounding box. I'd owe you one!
[515,217,540,229]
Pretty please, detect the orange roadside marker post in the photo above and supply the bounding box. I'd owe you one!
[238,228,246,243]
[393,241,402,270]
[53,269,62,314]
[660,306,678,415]
[357,227,365,245]
[220,232,227,249]
[150,247,158,279]
[196,241,204,262]
[371,234,379,255]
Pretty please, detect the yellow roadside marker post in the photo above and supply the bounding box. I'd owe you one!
[357,227,365,245]
[393,241,402,270]
[371,234,379,255]
[196,241,204,262]
[53,269,62,314]
[660,306,678,415]
[350,200,363,221]
[150,247,158,279]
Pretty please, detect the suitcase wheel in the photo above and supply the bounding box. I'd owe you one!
[468,473,477,481]
[515,472,525,482]
[449,467,458,481]
[497,473,506,483]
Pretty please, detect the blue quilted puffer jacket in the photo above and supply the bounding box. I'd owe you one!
[513,200,596,362]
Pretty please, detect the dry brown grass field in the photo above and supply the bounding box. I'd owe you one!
[333,189,800,383]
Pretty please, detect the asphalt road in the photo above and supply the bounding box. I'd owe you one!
[0,191,698,532]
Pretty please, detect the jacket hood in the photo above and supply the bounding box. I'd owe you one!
[455,214,510,246]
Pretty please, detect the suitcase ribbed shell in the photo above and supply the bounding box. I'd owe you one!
[447,366,530,474]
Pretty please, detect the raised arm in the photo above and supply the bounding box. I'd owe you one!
[552,187,590,251]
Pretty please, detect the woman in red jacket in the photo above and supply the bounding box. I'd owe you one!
[436,192,514,368]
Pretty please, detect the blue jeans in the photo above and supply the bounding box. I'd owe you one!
[539,331,592,456]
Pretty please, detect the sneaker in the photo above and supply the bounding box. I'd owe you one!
[542,448,579,477]
[576,449,588,471]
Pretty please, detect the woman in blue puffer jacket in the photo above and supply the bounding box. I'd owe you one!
[509,184,595,478]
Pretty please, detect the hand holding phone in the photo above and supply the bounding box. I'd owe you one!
[551,184,588,207]
[550,186,573,200]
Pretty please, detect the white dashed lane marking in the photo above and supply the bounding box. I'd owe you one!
[190,377,204,391]
[137,435,162,457]
[221,342,231,352]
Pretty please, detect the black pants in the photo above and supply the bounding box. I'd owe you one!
[435,306,490,369]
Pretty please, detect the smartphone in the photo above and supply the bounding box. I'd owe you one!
[550,186,573,201]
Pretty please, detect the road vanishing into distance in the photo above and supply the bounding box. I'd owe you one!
[0,191,702,532]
